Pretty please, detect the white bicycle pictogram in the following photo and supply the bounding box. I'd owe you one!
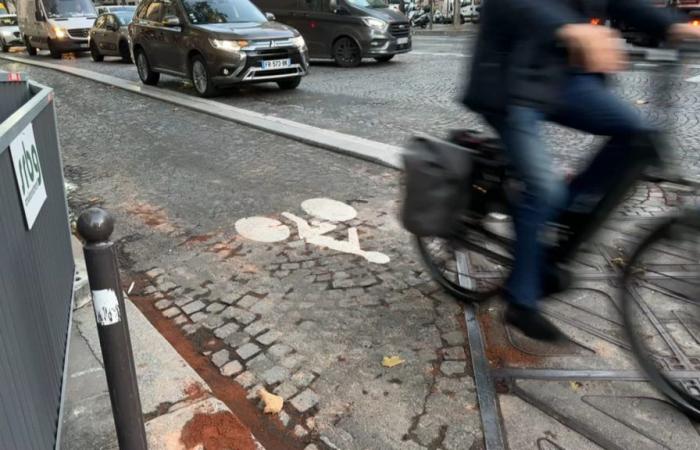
[234,198,390,264]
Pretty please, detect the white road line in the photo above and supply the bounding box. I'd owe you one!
[413,42,467,47]
[686,74,700,83]
[410,51,470,57]
[413,35,470,40]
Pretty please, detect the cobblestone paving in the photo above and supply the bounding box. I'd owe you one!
[1,63,484,449]
[136,195,483,449]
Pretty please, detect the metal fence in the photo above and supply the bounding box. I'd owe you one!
[0,72,75,449]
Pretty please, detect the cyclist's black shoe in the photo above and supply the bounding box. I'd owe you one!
[505,304,565,342]
[542,264,573,298]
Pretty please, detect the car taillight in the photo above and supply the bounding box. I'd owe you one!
[590,18,601,25]
[692,19,700,26]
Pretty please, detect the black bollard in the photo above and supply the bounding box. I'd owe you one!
[77,207,148,450]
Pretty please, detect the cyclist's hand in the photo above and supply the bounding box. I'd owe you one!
[668,23,700,42]
[556,24,627,73]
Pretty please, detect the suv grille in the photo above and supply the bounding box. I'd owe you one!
[390,22,410,37]
[254,48,294,57]
[67,28,89,38]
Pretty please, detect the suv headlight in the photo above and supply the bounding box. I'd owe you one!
[209,38,248,52]
[292,35,306,49]
[363,17,388,31]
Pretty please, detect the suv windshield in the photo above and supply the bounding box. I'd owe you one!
[347,0,387,8]
[0,15,17,26]
[182,0,265,24]
[115,10,134,24]
[42,0,96,18]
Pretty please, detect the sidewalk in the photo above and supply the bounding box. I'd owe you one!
[60,238,266,450]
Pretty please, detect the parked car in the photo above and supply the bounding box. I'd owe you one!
[89,11,133,62]
[96,5,137,15]
[252,0,411,67]
[0,14,22,52]
[129,0,309,97]
[16,0,97,58]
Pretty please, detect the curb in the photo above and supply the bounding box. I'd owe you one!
[0,54,403,170]
[69,236,266,449]
[71,235,90,309]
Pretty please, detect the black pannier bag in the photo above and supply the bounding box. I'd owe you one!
[401,133,474,237]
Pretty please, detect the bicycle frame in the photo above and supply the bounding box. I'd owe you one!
[452,45,700,274]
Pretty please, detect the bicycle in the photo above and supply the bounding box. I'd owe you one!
[407,45,700,419]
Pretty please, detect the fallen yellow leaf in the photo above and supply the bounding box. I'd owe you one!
[570,381,582,391]
[258,388,283,414]
[382,356,405,368]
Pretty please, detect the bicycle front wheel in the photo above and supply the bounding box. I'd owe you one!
[622,211,700,420]
[416,215,514,303]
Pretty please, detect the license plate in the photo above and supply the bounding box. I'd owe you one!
[79,43,89,48]
[397,37,409,45]
[262,59,291,70]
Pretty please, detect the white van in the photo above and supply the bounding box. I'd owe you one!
[460,0,481,23]
[17,0,97,58]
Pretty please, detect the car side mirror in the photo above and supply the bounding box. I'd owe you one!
[163,16,180,27]
[265,12,275,21]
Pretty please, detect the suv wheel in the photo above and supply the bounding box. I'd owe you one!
[1,38,9,53]
[136,49,160,85]
[277,76,301,90]
[90,41,104,62]
[48,39,61,59]
[25,36,37,55]
[190,55,217,97]
[119,41,132,63]
[333,37,361,68]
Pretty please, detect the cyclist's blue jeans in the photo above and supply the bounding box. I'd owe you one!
[487,74,651,309]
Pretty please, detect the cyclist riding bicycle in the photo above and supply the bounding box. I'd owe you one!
[465,0,700,341]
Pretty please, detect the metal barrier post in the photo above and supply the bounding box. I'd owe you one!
[77,207,148,450]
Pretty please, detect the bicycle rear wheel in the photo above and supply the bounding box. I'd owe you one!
[416,214,514,302]
[622,211,700,420]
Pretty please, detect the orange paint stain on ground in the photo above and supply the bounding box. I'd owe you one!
[180,411,256,450]
[126,202,175,233]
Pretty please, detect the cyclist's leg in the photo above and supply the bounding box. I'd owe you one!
[486,107,567,310]
[548,74,658,261]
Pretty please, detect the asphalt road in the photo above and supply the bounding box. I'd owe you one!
[2,34,481,147]
[5,34,700,177]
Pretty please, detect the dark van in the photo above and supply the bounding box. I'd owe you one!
[253,0,411,67]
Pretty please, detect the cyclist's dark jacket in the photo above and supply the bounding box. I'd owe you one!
[464,0,678,114]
